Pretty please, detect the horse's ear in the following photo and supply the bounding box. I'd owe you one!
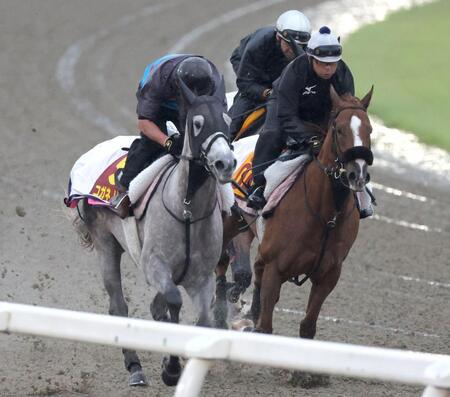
[360,85,374,110]
[330,84,342,109]
[214,76,226,101]
[178,76,196,106]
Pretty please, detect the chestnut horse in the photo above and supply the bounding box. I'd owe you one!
[218,86,374,337]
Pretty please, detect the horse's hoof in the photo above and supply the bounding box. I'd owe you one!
[214,317,229,329]
[226,286,241,303]
[289,371,330,388]
[129,369,149,387]
[242,326,265,333]
[161,357,182,387]
[231,318,254,331]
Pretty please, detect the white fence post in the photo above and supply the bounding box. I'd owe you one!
[175,359,214,397]
[422,361,450,397]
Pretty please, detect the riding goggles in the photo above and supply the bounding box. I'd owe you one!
[307,45,342,58]
[279,29,311,44]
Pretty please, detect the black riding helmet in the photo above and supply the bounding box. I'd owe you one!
[176,57,215,96]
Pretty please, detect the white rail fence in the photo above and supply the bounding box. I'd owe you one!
[1,302,449,397]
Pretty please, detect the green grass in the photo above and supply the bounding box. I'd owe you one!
[344,0,450,151]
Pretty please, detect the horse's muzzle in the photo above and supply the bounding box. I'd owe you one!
[344,160,370,192]
[211,155,237,184]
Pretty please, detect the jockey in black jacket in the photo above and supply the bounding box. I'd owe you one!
[247,26,355,210]
[228,10,311,139]
[112,55,225,216]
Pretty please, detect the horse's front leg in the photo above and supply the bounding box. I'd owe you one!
[228,230,253,304]
[187,273,215,327]
[255,261,282,334]
[143,257,182,387]
[214,248,231,329]
[213,211,244,328]
[300,264,341,339]
[98,243,148,387]
[289,264,341,389]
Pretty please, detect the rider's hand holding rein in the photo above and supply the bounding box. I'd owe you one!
[164,134,183,156]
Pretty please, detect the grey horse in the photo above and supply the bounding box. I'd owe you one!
[70,79,236,387]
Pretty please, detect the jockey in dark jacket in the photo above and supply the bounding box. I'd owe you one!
[228,10,311,139]
[117,55,223,189]
[112,55,225,216]
[248,26,355,210]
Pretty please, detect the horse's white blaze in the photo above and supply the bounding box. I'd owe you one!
[350,115,363,147]
[356,159,366,173]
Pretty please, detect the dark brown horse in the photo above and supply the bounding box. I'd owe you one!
[217,86,374,337]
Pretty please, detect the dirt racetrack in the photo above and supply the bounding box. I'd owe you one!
[1,0,449,396]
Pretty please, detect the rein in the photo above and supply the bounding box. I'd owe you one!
[290,105,367,287]
[290,165,355,287]
[162,132,230,285]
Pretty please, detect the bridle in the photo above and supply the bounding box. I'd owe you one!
[198,131,232,174]
[313,105,373,185]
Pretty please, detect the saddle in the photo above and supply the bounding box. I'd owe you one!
[232,136,311,217]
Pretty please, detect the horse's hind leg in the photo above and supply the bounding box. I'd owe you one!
[97,241,148,386]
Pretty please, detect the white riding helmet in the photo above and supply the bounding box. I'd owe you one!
[276,10,311,45]
[306,26,342,63]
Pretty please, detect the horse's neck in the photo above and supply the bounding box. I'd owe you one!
[308,140,352,217]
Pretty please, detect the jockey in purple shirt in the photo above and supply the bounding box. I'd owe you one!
[111,55,225,214]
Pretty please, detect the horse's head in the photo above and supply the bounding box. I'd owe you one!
[178,77,236,184]
[322,85,374,192]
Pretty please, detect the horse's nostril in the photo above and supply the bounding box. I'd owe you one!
[365,173,371,183]
[215,160,224,171]
[348,172,356,181]
[233,159,237,168]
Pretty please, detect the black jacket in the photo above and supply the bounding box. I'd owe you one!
[231,27,291,102]
[275,54,354,137]
[136,54,223,132]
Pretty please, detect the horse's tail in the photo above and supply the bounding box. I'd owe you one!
[67,200,94,251]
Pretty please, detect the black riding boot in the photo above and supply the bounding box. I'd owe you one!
[120,134,165,189]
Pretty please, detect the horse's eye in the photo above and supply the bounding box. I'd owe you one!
[192,115,204,136]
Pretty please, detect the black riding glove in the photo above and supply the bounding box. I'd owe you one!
[164,134,183,156]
